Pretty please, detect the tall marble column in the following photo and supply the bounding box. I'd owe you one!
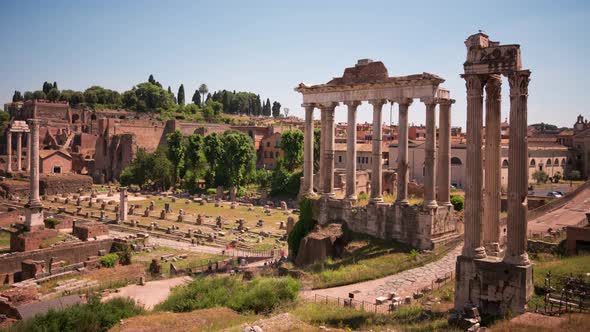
[321,103,337,197]
[6,131,12,173]
[369,99,386,202]
[16,132,22,171]
[396,99,412,205]
[302,104,315,195]
[319,107,326,194]
[25,119,44,231]
[463,74,486,259]
[345,101,360,200]
[26,132,31,172]
[504,70,531,266]
[437,99,453,206]
[483,75,502,253]
[423,100,438,209]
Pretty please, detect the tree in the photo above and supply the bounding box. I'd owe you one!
[0,112,10,136]
[42,81,52,94]
[84,90,98,105]
[148,74,156,85]
[122,82,175,113]
[202,99,223,123]
[23,91,33,101]
[280,130,304,172]
[177,84,185,106]
[12,91,23,102]
[532,170,549,184]
[192,89,201,105]
[70,91,84,106]
[203,133,224,187]
[272,101,281,118]
[262,98,271,116]
[553,171,562,183]
[217,131,256,189]
[52,81,58,90]
[198,84,208,105]
[167,86,176,104]
[46,88,60,102]
[166,130,186,187]
[569,170,581,181]
[32,90,46,100]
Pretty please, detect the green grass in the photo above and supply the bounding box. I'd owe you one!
[155,276,300,314]
[291,302,460,331]
[528,254,590,308]
[133,246,221,276]
[0,231,10,249]
[39,233,67,249]
[295,235,452,289]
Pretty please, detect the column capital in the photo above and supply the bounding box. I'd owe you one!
[319,102,339,110]
[26,118,47,127]
[390,97,413,106]
[462,74,485,97]
[508,70,531,97]
[301,103,317,110]
[420,97,437,106]
[368,99,387,108]
[437,98,456,106]
[344,101,361,109]
[485,75,502,100]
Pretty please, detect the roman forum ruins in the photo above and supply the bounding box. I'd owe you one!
[296,59,459,250]
[454,33,533,316]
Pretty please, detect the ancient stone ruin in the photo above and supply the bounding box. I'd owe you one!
[295,59,458,250]
[454,33,533,319]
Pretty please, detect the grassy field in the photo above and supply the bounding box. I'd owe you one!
[43,193,293,250]
[289,234,452,289]
[133,246,221,276]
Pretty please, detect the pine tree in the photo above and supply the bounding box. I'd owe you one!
[272,101,282,118]
[52,81,57,90]
[12,91,23,102]
[263,98,271,116]
[255,95,262,116]
[177,84,185,106]
[42,82,52,94]
[148,74,155,85]
[222,91,230,113]
[168,86,177,104]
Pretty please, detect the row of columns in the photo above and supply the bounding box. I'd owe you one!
[462,71,531,266]
[302,98,454,209]
[5,131,31,173]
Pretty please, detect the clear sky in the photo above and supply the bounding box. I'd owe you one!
[0,0,588,128]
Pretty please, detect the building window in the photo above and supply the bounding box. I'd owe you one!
[53,166,62,174]
[502,159,509,168]
[338,155,342,163]
[546,158,552,166]
[554,158,559,166]
[561,158,566,166]
[266,142,270,148]
[275,151,279,158]
[451,157,462,166]
[530,159,536,167]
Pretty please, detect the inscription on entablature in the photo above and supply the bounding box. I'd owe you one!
[464,45,522,75]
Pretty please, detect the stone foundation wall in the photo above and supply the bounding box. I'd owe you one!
[0,239,114,283]
[39,174,93,196]
[311,198,458,250]
[527,239,560,255]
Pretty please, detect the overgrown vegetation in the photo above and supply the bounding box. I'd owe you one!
[7,297,144,332]
[287,198,316,259]
[450,195,464,211]
[155,276,300,314]
[99,253,120,268]
[43,218,60,229]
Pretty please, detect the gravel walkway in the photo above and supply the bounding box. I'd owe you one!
[301,245,462,303]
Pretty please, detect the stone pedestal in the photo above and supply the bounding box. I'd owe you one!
[454,255,533,317]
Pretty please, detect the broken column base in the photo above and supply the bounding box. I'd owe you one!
[454,255,533,318]
[24,205,44,232]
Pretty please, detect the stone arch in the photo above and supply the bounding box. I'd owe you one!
[451,157,462,165]
[91,114,97,121]
[561,158,566,166]
[546,158,552,166]
[502,159,509,168]
[554,158,559,166]
[71,114,80,123]
[530,159,536,167]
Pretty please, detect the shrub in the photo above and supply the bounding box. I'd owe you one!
[155,276,299,314]
[450,195,464,211]
[44,218,60,229]
[205,188,217,195]
[357,192,369,201]
[112,242,133,266]
[7,297,144,332]
[99,253,119,268]
[287,198,316,259]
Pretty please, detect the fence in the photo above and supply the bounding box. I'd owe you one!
[540,272,590,315]
[307,271,454,315]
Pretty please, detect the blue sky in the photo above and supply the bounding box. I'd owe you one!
[0,0,588,128]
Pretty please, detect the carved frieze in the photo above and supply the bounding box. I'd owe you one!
[465,45,522,75]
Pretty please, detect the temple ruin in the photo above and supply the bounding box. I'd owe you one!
[454,33,533,317]
[295,59,459,249]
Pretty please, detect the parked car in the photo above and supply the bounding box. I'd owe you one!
[547,191,563,198]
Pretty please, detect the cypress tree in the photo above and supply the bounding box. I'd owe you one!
[192,89,201,105]
[52,81,58,90]
[177,84,185,106]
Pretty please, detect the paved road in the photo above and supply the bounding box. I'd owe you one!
[528,184,590,234]
[301,245,462,303]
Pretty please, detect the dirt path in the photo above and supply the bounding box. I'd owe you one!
[102,276,190,310]
[301,245,461,303]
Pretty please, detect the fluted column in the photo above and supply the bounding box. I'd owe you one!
[303,104,315,195]
[321,103,337,197]
[369,99,386,202]
[345,101,360,200]
[6,131,12,173]
[463,74,486,259]
[26,132,31,172]
[396,99,412,205]
[319,107,326,194]
[483,75,502,253]
[423,100,438,209]
[119,186,128,222]
[437,99,454,206]
[16,132,22,171]
[504,70,531,266]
